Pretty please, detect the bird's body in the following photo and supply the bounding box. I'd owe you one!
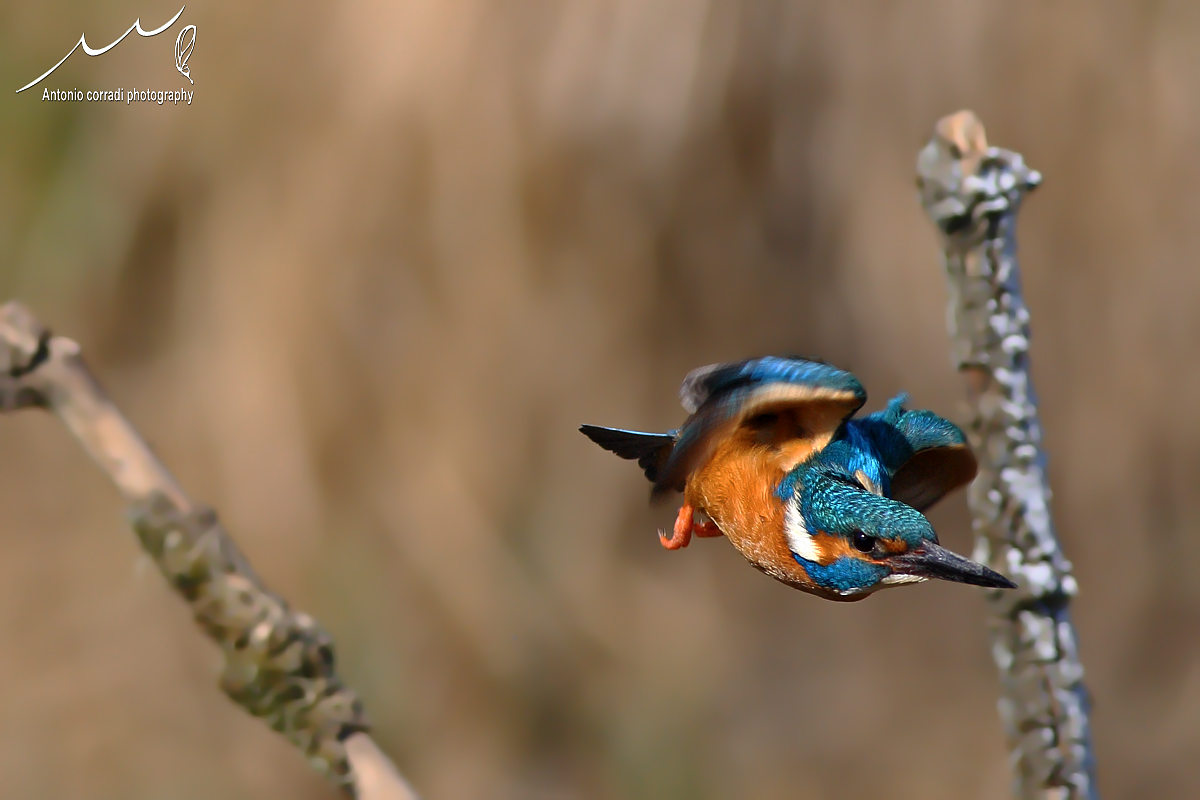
[582,356,1014,600]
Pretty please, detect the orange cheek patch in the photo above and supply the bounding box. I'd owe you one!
[809,532,853,565]
[813,532,906,564]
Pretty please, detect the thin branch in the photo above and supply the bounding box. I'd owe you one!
[0,301,420,800]
[917,112,1098,800]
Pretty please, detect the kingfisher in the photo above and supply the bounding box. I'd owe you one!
[581,356,1015,601]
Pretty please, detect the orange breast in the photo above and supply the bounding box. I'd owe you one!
[683,417,822,591]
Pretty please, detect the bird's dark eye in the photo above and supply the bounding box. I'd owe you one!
[852,532,876,553]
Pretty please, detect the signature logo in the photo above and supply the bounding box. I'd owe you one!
[16,6,193,94]
[175,25,196,84]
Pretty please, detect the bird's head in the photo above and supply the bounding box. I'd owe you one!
[776,399,1014,601]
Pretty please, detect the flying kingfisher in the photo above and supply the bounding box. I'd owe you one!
[581,356,1015,601]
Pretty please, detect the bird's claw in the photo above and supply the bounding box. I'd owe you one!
[660,504,721,550]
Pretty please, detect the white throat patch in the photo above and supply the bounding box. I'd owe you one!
[880,574,929,587]
[784,497,822,562]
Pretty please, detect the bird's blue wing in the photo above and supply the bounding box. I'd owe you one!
[655,357,867,497]
[678,356,864,414]
[854,395,977,511]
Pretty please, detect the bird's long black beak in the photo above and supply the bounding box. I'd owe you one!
[890,540,1016,589]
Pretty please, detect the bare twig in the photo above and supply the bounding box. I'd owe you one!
[917,112,1097,800]
[0,301,420,800]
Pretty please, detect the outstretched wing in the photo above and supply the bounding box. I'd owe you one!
[654,357,867,497]
[887,410,976,511]
[855,395,977,511]
[580,425,677,484]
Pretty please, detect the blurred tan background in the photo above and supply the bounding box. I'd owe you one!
[1,1,1199,798]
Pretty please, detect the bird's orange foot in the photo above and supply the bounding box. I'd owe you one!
[660,504,694,549]
[692,508,722,538]
[660,505,722,550]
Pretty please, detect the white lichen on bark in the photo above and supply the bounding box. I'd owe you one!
[917,111,1097,800]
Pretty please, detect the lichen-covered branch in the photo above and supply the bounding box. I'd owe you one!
[0,301,419,800]
[917,111,1097,800]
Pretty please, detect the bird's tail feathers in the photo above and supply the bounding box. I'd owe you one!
[579,425,677,486]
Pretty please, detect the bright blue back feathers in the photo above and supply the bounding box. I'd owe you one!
[656,357,866,497]
[678,356,866,415]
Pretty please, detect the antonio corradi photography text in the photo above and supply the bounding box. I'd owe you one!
[40,87,193,105]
